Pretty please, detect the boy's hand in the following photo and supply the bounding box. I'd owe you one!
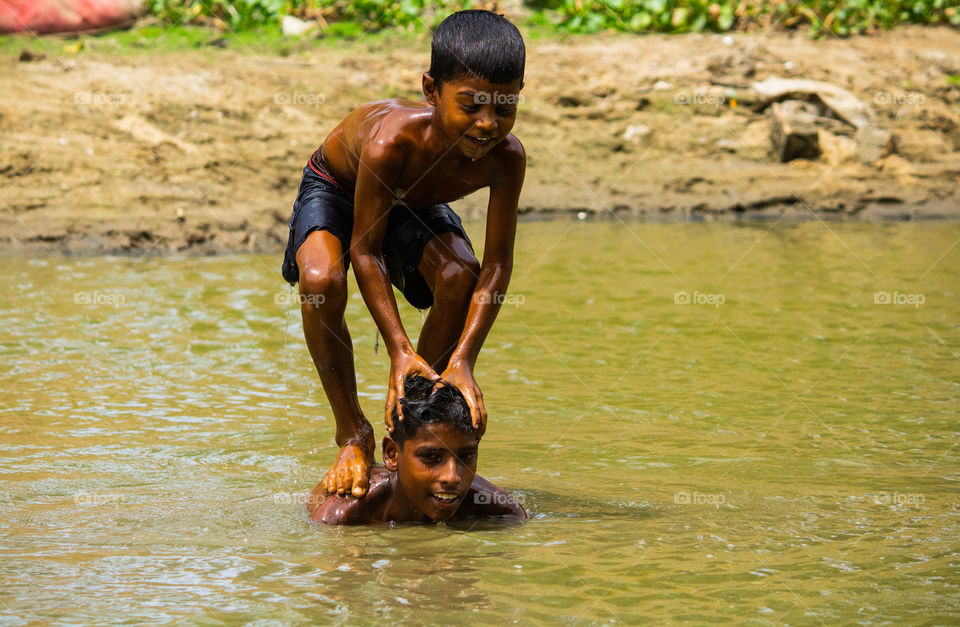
[386,350,439,432]
[440,363,486,438]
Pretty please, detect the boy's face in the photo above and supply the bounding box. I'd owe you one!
[384,423,479,522]
[423,74,523,160]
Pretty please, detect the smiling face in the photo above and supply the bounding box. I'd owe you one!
[423,74,523,160]
[384,422,479,522]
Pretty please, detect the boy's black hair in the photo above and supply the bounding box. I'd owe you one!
[429,10,525,89]
[390,375,475,447]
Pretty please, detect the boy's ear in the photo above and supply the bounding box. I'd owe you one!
[383,436,400,472]
[422,72,439,105]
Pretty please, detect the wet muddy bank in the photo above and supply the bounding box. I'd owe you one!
[2,25,959,256]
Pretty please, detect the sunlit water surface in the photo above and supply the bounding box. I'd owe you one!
[1,221,958,624]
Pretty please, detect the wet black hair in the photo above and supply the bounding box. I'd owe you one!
[390,375,475,447]
[429,9,525,89]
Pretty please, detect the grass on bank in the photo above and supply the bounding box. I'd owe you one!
[148,0,959,36]
[0,0,957,59]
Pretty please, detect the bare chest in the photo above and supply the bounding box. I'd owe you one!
[395,159,490,207]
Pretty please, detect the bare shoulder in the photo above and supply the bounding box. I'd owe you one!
[308,466,392,525]
[370,101,431,148]
[456,474,527,520]
[486,134,526,187]
[494,134,526,166]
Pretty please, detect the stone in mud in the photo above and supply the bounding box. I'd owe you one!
[281,15,318,36]
[856,127,894,164]
[622,124,652,144]
[769,100,821,162]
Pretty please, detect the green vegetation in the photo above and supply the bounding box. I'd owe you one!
[548,0,958,36]
[148,0,473,32]
[145,0,959,37]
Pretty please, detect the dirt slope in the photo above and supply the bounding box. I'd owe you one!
[1,25,959,256]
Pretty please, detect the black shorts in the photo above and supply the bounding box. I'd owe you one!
[281,164,473,310]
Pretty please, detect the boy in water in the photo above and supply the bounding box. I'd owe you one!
[281,10,526,498]
[308,376,526,525]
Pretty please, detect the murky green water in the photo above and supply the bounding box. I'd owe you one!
[1,220,958,624]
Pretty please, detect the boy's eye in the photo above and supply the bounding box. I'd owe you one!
[459,453,477,463]
[419,453,441,464]
[497,107,514,116]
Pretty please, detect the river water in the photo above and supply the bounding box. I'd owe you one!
[1,220,958,623]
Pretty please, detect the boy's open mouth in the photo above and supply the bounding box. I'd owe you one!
[466,135,496,147]
[430,492,462,508]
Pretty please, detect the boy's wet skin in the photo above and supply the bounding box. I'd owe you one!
[321,75,524,205]
[308,421,526,525]
[299,72,526,498]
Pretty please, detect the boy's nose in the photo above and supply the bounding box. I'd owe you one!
[438,458,461,487]
[473,116,496,134]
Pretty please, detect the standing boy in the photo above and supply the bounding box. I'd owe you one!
[281,10,526,498]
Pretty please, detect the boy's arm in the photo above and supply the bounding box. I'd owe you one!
[350,137,439,428]
[440,137,526,434]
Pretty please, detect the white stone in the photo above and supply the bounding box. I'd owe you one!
[282,15,317,36]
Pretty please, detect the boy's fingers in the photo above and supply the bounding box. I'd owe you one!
[396,383,406,422]
[474,395,487,437]
[385,386,397,430]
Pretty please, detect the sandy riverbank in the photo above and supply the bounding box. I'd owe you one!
[2,25,959,256]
